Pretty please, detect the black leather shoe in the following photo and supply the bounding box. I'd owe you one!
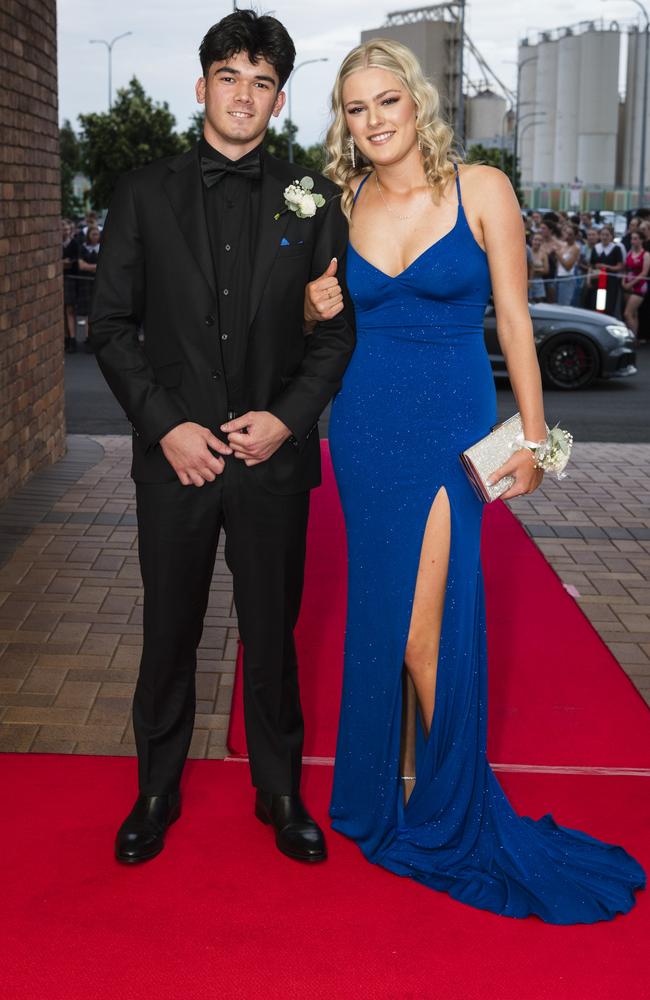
[115,792,181,864]
[255,791,327,863]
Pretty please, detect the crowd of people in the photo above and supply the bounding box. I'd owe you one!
[62,204,648,352]
[524,208,650,340]
[62,212,103,352]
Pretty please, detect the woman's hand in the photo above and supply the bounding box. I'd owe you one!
[488,448,544,499]
[304,258,343,329]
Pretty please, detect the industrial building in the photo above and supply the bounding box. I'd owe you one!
[360,6,650,208]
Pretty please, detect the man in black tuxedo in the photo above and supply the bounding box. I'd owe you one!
[91,11,354,865]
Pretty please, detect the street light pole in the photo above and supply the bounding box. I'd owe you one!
[287,58,329,163]
[512,55,537,188]
[89,32,133,111]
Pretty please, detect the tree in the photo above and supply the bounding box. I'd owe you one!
[60,119,84,219]
[78,77,184,209]
[181,110,205,148]
[264,121,326,172]
[466,143,522,204]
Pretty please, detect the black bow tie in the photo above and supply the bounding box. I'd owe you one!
[200,154,262,188]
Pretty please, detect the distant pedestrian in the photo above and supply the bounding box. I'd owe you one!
[556,224,580,306]
[538,218,561,303]
[622,216,640,252]
[621,230,650,337]
[77,225,101,351]
[62,218,79,353]
[529,233,549,302]
[577,227,599,307]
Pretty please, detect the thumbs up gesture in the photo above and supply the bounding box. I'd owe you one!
[303,257,344,332]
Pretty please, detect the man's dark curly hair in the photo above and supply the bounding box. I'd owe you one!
[199,10,296,90]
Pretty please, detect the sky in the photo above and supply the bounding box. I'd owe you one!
[58,0,642,146]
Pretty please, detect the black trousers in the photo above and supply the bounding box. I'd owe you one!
[133,456,310,796]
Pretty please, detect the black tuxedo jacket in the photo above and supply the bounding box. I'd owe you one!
[90,145,355,492]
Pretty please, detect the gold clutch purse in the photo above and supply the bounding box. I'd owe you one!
[460,413,537,503]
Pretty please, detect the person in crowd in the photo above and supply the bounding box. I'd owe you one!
[77,225,101,351]
[586,224,624,315]
[555,223,580,306]
[538,217,561,303]
[622,216,640,252]
[621,229,650,336]
[529,232,549,302]
[529,210,542,232]
[62,218,79,353]
[576,227,599,307]
[81,210,102,238]
[637,218,650,250]
[578,211,593,240]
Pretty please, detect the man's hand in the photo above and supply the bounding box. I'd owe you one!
[303,257,343,332]
[160,422,232,486]
[220,411,292,466]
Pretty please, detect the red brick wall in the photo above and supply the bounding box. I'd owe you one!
[0,0,65,502]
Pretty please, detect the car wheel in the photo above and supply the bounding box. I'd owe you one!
[539,334,600,389]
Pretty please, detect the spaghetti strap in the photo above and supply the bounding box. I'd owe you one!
[353,172,372,206]
[453,162,462,206]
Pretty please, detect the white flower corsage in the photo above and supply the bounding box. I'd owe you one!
[512,424,574,479]
[275,176,326,221]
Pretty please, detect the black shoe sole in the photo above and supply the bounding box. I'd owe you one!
[115,803,181,865]
[254,802,327,863]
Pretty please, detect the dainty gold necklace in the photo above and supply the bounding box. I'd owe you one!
[374,172,428,221]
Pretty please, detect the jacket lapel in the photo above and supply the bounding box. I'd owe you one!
[248,152,292,326]
[164,147,216,297]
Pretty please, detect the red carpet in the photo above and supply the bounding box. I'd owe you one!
[228,443,650,768]
[1,754,648,1000]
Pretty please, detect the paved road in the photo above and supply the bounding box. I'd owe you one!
[66,341,650,442]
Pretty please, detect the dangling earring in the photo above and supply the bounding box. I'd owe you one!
[417,134,422,152]
[348,136,356,170]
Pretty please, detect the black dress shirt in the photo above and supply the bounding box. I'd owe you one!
[199,137,262,415]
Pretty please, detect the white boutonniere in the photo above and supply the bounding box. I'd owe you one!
[275,176,326,221]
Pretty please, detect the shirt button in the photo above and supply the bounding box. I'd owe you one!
[221,333,228,341]
[204,314,215,326]
[210,369,222,380]
[223,288,229,296]
[225,244,231,252]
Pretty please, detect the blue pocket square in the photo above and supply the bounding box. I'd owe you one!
[280,238,305,247]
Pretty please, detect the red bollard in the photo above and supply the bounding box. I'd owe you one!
[595,267,608,312]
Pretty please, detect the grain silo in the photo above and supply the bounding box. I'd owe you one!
[554,30,581,183]
[575,27,619,185]
[466,89,507,149]
[361,6,462,132]
[533,35,559,184]
[622,26,648,193]
[517,42,538,185]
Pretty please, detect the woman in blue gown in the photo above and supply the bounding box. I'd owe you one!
[305,39,645,923]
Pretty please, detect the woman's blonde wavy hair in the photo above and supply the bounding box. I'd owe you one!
[324,38,459,221]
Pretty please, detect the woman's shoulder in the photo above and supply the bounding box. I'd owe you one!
[457,162,512,190]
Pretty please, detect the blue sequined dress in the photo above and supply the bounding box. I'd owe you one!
[328,166,645,923]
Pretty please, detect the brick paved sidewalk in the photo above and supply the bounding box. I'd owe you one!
[0,436,648,759]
